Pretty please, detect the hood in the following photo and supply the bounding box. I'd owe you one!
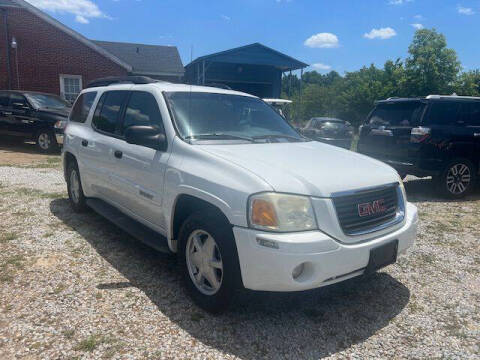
[197,141,400,198]
[37,107,71,118]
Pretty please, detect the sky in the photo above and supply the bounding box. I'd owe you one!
[25,0,480,74]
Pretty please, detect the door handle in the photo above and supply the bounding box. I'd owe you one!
[81,140,88,147]
[114,150,123,159]
[474,133,480,137]
[2,112,12,116]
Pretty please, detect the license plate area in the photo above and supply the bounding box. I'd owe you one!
[365,239,399,274]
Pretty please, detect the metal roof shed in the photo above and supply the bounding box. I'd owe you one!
[185,43,307,98]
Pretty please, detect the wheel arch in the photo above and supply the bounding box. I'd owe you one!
[63,151,77,181]
[170,193,233,252]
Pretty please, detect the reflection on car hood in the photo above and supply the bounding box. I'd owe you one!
[197,141,399,197]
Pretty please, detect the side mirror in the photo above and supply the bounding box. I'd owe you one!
[125,125,167,151]
[12,102,30,111]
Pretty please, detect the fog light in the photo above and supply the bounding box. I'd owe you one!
[292,263,305,279]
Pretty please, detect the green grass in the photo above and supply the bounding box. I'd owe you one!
[0,232,18,244]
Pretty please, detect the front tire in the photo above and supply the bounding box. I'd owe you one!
[66,161,88,212]
[437,158,477,199]
[178,210,241,313]
[36,130,58,153]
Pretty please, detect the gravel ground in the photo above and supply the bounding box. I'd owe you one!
[0,157,479,359]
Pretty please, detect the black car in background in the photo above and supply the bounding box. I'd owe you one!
[357,95,480,198]
[300,117,354,149]
[0,91,71,152]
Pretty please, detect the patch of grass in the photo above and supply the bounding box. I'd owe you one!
[74,334,105,352]
[62,329,75,339]
[0,254,26,283]
[0,232,18,244]
[14,187,66,200]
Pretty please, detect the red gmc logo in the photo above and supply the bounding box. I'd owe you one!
[358,199,387,217]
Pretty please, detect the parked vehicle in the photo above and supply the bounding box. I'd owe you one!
[300,117,354,149]
[0,90,71,152]
[263,98,292,118]
[62,76,418,312]
[357,95,480,198]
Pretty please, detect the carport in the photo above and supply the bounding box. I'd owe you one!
[184,43,308,98]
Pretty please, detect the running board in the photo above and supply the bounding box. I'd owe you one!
[86,198,171,254]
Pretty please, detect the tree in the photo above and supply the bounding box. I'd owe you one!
[405,29,460,96]
[455,70,480,96]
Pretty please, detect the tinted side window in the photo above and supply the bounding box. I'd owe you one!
[459,102,480,126]
[0,93,9,107]
[9,93,29,107]
[122,92,164,134]
[425,102,461,126]
[369,102,425,127]
[92,91,128,134]
[70,92,97,123]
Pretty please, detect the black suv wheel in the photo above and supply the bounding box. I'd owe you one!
[36,129,58,153]
[178,210,241,313]
[437,159,477,199]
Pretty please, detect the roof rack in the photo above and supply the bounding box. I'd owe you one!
[86,76,163,88]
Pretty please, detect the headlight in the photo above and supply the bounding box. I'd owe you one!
[54,120,67,130]
[248,192,317,232]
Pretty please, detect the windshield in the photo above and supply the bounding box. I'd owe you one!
[165,92,305,143]
[25,93,70,110]
[368,102,425,127]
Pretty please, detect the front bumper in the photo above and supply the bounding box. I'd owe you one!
[233,202,418,292]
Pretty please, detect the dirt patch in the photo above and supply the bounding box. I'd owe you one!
[0,140,61,167]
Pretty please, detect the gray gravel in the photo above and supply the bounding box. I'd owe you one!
[0,165,479,359]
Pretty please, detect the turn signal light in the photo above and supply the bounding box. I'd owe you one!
[251,199,278,228]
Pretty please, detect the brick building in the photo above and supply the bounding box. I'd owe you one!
[0,0,184,102]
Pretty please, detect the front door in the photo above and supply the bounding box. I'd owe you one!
[109,90,169,230]
[0,92,10,135]
[8,93,35,136]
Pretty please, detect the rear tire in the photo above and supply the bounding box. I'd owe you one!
[436,158,477,199]
[178,210,241,313]
[36,130,58,153]
[66,161,88,212]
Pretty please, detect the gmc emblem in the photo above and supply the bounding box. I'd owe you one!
[358,199,387,217]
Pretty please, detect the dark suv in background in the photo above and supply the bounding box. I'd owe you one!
[358,95,480,198]
[0,91,71,152]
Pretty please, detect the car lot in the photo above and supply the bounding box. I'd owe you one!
[0,143,479,359]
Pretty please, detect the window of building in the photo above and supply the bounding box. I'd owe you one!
[60,75,83,103]
[92,91,129,135]
[122,91,164,134]
[70,92,97,123]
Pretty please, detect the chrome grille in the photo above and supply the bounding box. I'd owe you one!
[333,184,400,235]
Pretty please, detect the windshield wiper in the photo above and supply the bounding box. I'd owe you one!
[185,133,255,142]
[252,134,306,142]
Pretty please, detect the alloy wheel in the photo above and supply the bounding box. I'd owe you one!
[38,133,51,150]
[186,229,223,296]
[70,169,80,204]
[446,163,471,195]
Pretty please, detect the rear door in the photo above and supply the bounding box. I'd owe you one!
[82,90,129,203]
[421,101,463,163]
[358,101,426,161]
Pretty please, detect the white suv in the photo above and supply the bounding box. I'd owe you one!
[62,77,418,312]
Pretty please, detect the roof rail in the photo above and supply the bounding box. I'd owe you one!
[86,76,163,88]
[426,94,480,100]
